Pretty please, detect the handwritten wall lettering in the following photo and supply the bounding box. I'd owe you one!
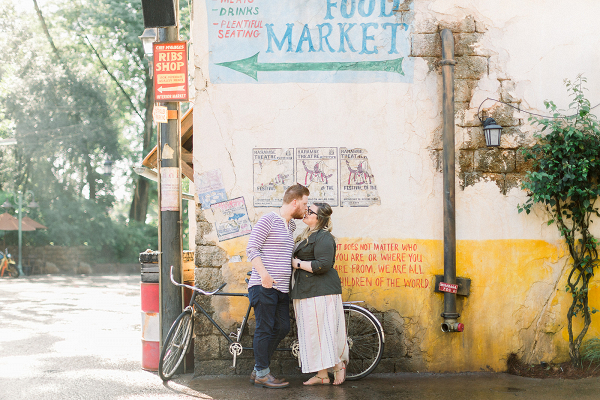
[334,241,429,289]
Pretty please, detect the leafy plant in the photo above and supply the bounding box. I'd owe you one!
[580,338,600,369]
[518,75,600,367]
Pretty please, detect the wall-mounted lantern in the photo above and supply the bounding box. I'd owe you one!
[482,117,502,147]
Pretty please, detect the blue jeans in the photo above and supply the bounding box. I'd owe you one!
[248,285,290,377]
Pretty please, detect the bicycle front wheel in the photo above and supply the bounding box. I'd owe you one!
[159,309,193,381]
[344,304,384,380]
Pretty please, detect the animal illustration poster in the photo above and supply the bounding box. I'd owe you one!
[296,147,339,206]
[253,148,295,207]
[195,169,228,209]
[339,148,380,207]
[211,197,253,241]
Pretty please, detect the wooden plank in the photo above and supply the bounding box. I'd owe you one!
[142,106,194,169]
[182,162,194,183]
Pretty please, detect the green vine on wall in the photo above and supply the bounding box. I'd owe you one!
[518,75,600,367]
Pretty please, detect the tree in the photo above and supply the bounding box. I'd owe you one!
[518,75,600,367]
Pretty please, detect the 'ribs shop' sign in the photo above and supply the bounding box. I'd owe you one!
[205,0,414,84]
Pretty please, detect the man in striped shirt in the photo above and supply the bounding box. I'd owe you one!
[246,184,309,388]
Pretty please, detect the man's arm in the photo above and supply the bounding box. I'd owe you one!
[246,215,276,288]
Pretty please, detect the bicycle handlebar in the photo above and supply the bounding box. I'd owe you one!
[169,265,227,295]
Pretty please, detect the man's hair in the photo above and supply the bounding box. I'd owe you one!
[283,184,309,204]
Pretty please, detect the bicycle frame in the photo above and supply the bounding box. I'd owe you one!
[171,266,293,353]
[161,266,385,380]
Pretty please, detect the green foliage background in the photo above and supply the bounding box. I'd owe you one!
[0,0,191,261]
[519,76,600,366]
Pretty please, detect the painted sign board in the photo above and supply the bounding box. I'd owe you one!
[160,167,180,211]
[211,197,253,241]
[438,282,458,294]
[340,147,380,207]
[204,0,414,83]
[253,148,295,207]
[297,147,339,206]
[153,42,189,101]
[153,106,168,123]
[194,169,228,209]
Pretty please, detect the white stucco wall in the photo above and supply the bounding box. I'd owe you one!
[190,0,600,372]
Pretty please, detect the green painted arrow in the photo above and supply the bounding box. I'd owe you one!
[216,52,404,81]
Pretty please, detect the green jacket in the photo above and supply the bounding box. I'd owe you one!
[289,230,342,300]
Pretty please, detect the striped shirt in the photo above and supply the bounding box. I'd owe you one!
[246,212,296,293]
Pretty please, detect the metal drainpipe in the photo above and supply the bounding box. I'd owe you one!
[439,29,462,333]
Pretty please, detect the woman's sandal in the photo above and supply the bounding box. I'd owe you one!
[303,375,331,386]
[332,362,347,385]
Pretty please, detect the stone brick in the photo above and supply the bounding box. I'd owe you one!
[474,149,516,173]
[459,127,487,150]
[455,33,485,56]
[383,310,405,335]
[411,34,440,57]
[195,267,225,291]
[464,172,505,192]
[195,316,218,336]
[500,80,519,103]
[196,220,213,237]
[195,244,228,267]
[499,127,534,149]
[516,149,535,173]
[505,173,525,194]
[194,334,220,360]
[373,357,396,373]
[454,56,487,80]
[194,359,236,375]
[280,359,302,376]
[490,104,522,127]
[413,18,438,34]
[429,126,443,150]
[458,150,474,172]
[475,20,488,33]
[439,15,476,33]
[455,79,478,103]
[455,102,480,127]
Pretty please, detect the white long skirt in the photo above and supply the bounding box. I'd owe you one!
[293,294,349,373]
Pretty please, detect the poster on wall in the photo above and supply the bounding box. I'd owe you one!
[339,147,380,207]
[296,147,338,206]
[253,148,295,207]
[194,169,228,209]
[211,197,253,241]
[203,0,414,84]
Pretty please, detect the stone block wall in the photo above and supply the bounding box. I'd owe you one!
[417,15,536,194]
[6,245,138,275]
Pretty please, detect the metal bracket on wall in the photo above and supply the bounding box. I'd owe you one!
[434,275,471,296]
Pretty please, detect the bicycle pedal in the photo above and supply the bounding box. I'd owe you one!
[229,332,237,339]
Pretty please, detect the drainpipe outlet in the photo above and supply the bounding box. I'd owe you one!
[441,321,464,333]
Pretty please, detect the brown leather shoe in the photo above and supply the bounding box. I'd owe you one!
[249,370,256,384]
[254,373,290,389]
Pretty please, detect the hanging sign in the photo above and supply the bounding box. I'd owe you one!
[438,282,459,294]
[204,0,414,84]
[153,106,168,123]
[153,42,189,101]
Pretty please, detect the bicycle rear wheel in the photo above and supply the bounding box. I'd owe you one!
[343,304,384,380]
[159,309,193,381]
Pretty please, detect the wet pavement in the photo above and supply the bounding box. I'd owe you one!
[1,274,600,399]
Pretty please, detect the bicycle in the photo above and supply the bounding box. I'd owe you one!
[159,266,385,382]
[0,249,18,278]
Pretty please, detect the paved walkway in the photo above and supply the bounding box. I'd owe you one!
[1,274,599,399]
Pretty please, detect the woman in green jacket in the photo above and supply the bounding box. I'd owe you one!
[291,202,348,386]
